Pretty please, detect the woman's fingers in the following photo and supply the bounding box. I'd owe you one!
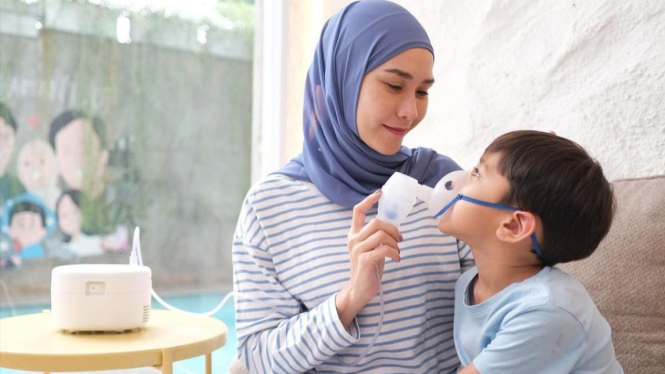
[350,230,400,256]
[356,218,402,244]
[362,245,401,265]
[348,218,403,250]
[350,190,382,235]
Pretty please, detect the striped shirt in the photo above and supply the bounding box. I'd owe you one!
[233,175,474,373]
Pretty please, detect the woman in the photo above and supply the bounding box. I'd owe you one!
[232,1,473,372]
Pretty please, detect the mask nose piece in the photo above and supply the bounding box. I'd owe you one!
[428,170,469,221]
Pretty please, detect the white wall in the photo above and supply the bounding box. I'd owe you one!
[253,0,333,181]
[393,0,665,180]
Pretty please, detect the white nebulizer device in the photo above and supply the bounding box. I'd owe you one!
[352,170,469,364]
[49,228,233,334]
[377,173,433,228]
[378,170,469,226]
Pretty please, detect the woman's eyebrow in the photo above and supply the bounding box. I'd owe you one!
[383,68,435,84]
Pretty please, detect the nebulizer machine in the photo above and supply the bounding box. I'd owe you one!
[49,227,233,333]
[51,169,469,364]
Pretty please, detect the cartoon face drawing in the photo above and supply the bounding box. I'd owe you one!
[8,210,47,249]
[54,118,108,194]
[55,190,105,257]
[56,192,81,238]
[0,117,16,176]
[17,140,59,194]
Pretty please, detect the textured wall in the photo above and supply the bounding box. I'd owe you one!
[389,0,665,180]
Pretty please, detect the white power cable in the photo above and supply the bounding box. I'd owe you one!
[131,226,383,366]
[130,227,233,318]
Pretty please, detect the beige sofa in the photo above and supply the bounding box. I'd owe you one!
[230,176,665,374]
[559,176,665,374]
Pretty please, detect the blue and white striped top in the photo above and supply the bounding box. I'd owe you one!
[233,175,474,373]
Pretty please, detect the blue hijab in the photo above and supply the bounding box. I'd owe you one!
[277,0,460,209]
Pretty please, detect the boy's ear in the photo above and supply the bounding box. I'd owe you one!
[496,211,537,245]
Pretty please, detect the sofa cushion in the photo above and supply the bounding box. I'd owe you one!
[559,176,665,374]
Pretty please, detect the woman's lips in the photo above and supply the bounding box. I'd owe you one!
[383,125,407,137]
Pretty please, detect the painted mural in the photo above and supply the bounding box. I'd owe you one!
[0,103,129,269]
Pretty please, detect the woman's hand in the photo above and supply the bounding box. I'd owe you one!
[336,191,403,328]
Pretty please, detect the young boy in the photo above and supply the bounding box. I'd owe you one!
[437,131,623,373]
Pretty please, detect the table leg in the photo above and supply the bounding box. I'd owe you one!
[160,348,174,374]
[206,353,212,374]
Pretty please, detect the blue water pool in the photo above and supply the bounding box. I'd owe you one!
[0,291,236,374]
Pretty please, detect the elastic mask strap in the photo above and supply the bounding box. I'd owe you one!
[436,194,544,259]
[434,194,463,220]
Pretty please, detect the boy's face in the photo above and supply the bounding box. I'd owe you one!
[8,211,47,248]
[437,152,511,245]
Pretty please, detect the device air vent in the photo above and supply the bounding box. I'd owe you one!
[142,305,150,323]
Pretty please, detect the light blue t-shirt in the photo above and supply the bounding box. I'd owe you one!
[454,266,623,374]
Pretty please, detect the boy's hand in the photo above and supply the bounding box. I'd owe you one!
[336,191,402,328]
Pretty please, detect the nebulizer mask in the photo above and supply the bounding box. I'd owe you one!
[378,170,470,225]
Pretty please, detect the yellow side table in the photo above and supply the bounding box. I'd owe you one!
[0,309,227,374]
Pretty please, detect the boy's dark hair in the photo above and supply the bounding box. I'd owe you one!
[10,201,46,228]
[49,110,107,150]
[0,102,17,131]
[485,130,615,266]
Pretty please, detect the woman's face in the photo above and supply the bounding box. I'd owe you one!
[356,48,434,155]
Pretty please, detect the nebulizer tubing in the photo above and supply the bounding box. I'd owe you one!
[344,173,440,365]
[127,170,467,365]
[340,263,384,366]
[345,170,469,365]
[130,224,379,365]
[129,227,233,318]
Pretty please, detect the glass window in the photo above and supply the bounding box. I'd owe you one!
[0,1,253,372]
